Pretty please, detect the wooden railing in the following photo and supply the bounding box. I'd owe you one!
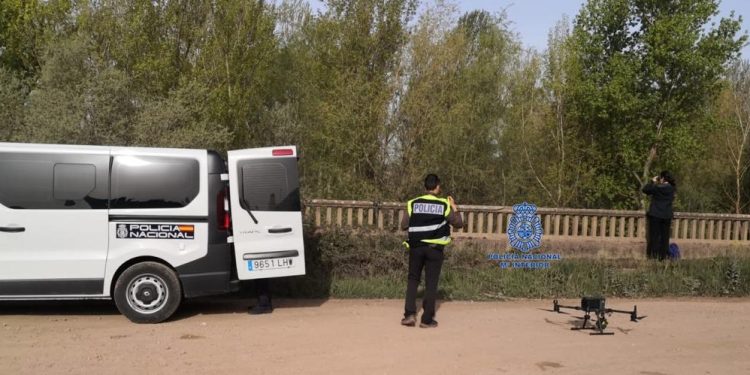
[304,199,750,242]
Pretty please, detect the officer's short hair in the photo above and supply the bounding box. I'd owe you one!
[424,174,440,190]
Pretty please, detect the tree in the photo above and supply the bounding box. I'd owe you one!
[21,36,139,145]
[716,60,750,213]
[194,0,279,149]
[0,0,72,77]
[503,16,590,208]
[389,1,461,199]
[286,0,416,199]
[132,81,232,150]
[0,68,26,141]
[570,0,746,209]
[396,6,521,203]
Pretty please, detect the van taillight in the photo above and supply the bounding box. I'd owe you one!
[272,148,294,156]
[217,188,231,231]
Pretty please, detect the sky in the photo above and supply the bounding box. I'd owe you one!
[308,0,750,57]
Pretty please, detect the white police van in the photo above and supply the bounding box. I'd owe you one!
[0,143,305,323]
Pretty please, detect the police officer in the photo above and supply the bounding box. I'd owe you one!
[400,174,463,328]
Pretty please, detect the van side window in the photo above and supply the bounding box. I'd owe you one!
[54,164,96,201]
[238,158,300,212]
[0,153,109,209]
[110,156,199,209]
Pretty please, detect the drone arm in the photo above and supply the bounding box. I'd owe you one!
[556,304,582,311]
[606,307,635,315]
[605,306,642,321]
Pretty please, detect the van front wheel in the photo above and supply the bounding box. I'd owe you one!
[114,262,182,323]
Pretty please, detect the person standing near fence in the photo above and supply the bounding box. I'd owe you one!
[642,171,676,260]
[400,174,463,328]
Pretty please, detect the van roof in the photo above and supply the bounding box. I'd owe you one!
[0,142,210,157]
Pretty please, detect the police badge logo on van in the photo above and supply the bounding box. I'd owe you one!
[116,224,195,240]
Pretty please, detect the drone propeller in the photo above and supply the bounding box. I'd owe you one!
[629,306,647,322]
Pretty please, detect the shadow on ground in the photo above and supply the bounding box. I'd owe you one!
[0,300,120,316]
[0,295,330,322]
[171,294,329,321]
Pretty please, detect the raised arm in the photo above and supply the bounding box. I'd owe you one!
[447,196,463,228]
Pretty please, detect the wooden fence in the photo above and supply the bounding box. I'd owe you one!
[304,199,750,243]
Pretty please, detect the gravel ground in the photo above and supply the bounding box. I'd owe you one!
[1,297,749,375]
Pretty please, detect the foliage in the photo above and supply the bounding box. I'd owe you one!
[0,0,72,77]
[0,67,26,141]
[0,0,748,213]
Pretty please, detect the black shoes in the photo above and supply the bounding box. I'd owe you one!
[250,294,273,315]
[419,320,438,328]
[249,304,273,315]
[401,314,438,328]
[401,315,416,326]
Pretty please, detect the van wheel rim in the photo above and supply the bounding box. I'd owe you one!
[126,274,168,314]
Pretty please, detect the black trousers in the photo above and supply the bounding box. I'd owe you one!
[255,278,272,307]
[647,215,672,260]
[404,244,444,323]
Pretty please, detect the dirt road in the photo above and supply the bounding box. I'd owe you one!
[1,297,749,375]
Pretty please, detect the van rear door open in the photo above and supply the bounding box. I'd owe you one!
[227,146,306,280]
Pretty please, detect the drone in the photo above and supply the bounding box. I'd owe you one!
[550,296,646,335]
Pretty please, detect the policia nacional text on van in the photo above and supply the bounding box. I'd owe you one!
[400,174,463,328]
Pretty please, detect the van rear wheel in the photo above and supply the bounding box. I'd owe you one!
[114,262,182,323]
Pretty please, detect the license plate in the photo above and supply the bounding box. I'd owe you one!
[247,258,294,271]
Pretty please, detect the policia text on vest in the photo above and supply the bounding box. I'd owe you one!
[400,174,463,328]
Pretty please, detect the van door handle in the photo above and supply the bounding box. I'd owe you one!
[0,226,25,233]
[267,227,292,234]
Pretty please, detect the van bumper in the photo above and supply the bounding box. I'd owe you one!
[177,243,236,298]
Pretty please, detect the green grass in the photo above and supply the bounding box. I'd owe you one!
[270,228,750,299]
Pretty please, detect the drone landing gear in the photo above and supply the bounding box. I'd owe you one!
[570,311,614,335]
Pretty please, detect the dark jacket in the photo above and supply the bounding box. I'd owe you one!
[642,182,675,219]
